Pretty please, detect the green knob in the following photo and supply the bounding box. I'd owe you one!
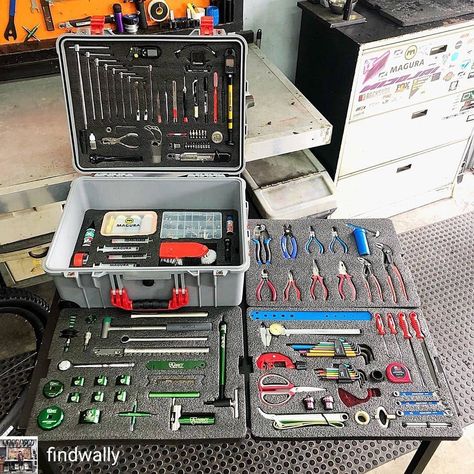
[37,406,64,431]
[43,380,64,399]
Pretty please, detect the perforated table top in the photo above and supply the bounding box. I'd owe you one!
[35,212,474,474]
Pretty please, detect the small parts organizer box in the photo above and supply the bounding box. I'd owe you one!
[44,33,250,309]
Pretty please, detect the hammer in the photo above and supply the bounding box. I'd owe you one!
[204,321,239,418]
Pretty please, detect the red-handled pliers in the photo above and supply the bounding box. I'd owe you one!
[310,260,328,301]
[337,261,356,301]
[283,270,301,302]
[358,257,383,303]
[256,269,277,302]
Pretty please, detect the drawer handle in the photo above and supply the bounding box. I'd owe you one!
[411,110,428,119]
[396,164,412,173]
[430,45,447,55]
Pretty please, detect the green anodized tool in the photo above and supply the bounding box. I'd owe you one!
[37,406,64,430]
[43,380,64,399]
[117,399,155,432]
[148,391,200,399]
[179,414,215,426]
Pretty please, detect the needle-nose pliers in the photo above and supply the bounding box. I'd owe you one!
[337,261,356,301]
[329,227,349,254]
[305,226,324,254]
[283,271,301,302]
[310,260,328,301]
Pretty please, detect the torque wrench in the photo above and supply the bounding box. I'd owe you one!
[93,347,210,356]
[398,312,427,385]
[130,312,208,318]
[121,335,208,344]
[58,360,135,371]
[101,317,212,338]
[250,310,372,321]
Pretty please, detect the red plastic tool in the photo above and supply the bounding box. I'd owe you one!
[110,287,189,311]
[338,387,381,407]
[256,353,307,370]
[374,313,388,355]
[387,312,402,357]
[159,242,210,259]
[72,252,89,267]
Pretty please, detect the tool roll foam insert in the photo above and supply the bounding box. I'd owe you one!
[43,34,249,309]
[245,218,461,440]
[27,307,246,441]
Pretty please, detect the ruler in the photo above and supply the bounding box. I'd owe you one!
[250,310,372,321]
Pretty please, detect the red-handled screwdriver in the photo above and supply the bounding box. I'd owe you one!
[374,313,388,355]
[409,311,439,387]
[398,312,426,385]
[386,312,402,357]
[213,72,218,124]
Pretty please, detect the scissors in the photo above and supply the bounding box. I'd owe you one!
[258,373,325,406]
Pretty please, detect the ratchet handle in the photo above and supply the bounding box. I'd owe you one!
[409,311,424,340]
[374,313,386,336]
[398,312,411,339]
[166,322,213,332]
[387,312,397,334]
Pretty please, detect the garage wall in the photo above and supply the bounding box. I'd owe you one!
[243,0,302,80]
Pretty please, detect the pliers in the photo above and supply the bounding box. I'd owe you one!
[101,132,140,149]
[256,269,277,302]
[280,225,298,260]
[357,257,383,303]
[375,243,408,303]
[252,224,272,265]
[329,227,349,254]
[337,261,356,301]
[283,271,301,302]
[310,260,328,301]
[304,226,324,254]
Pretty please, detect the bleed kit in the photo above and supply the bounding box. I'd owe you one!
[27,33,461,444]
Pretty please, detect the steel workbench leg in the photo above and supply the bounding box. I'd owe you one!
[404,440,441,474]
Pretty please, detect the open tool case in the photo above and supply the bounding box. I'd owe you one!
[44,34,250,309]
[243,219,462,440]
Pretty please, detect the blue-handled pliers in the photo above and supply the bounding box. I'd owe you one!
[280,224,298,260]
[304,226,324,254]
[252,224,272,265]
[329,227,349,254]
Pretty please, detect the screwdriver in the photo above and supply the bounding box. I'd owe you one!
[386,312,402,357]
[203,76,209,123]
[398,312,427,385]
[409,311,440,387]
[182,75,188,123]
[213,72,218,124]
[374,313,388,355]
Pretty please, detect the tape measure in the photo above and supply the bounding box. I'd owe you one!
[148,1,170,22]
[146,360,206,370]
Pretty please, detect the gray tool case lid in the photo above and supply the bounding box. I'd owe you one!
[56,34,247,175]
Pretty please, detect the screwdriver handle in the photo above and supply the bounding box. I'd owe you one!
[387,312,397,335]
[409,311,424,340]
[398,312,411,339]
[374,313,386,336]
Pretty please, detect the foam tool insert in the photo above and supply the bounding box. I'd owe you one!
[27,307,246,442]
[245,307,462,440]
[57,35,245,171]
[246,218,421,308]
[70,209,241,268]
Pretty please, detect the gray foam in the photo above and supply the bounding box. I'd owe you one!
[246,307,462,440]
[246,218,421,308]
[26,307,246,441]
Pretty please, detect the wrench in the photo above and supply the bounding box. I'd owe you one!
[4,0,17,41]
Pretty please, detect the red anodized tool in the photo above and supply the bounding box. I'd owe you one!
[338,387,382,407]
[255,353,307,370]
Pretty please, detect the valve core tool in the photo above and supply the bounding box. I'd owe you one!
[398,312,426,385]
[258,408,348,429]
[280,225,298,259]
[204,321,239,418]
[329,227,348,254]
[375,243,408,303]
[260,323,361,347]
[283,271,302,302]
[358,257,383,302]
[101,317,212,338]
[256,353,307,370]
[310,260,329,301]
[409,311,440,387]
[337,261,356,301]
[386,312,403,357]
[256,269,277,302]
[258,374,325,406]
[252,224,272,265]
[374,313,389,355]
[305,226,324,254]
[338,387,381,407]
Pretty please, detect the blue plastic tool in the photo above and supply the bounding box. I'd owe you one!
[250,311,372,321]
[346,223,380,256]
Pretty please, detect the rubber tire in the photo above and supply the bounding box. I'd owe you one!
[0,288,50,434]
